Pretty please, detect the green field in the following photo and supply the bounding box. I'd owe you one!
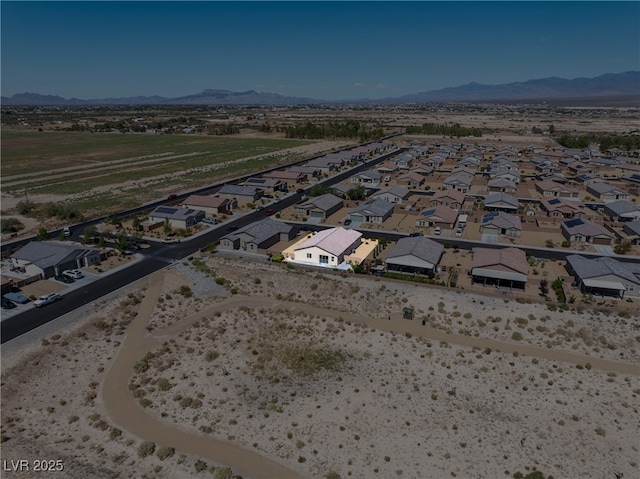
[1,130,316,218]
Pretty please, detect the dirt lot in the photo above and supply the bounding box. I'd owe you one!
[2,256,639,479]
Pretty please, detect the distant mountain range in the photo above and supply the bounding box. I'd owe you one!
[2,72,638,106]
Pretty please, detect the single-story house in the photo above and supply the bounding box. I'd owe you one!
[430,189,466,210]
[181,195,237,215]
[289,165,322,178]
[372,185,411,204]
[443,175,472,193]
[396,172,425,188]
[305,155,345,171]
[416,206,458,229]
[622,221,640,244]
[385,236,444,277]
[450,166,475,179]
[561,218,613,245]
[586,182,629,202]
[602,200,640,222]
[10,241,101,280]
[263,170,308,183]
[409,165,434,177]
[289,227,363,268]
[535,180,580,198]
[480,211,522,237]
[148,206,205,229]
[242,177,288,192]
[484,192,519,212]
[490,169,521,184]
[349,199,394,224]
[487,178,517,193]
[217,184,264,202]
[565,254,640,299]
[471,247,528,289]
[218,218,296,253]
[374,162,399,175]
[540,197,584,218]
[351,170,382,186]
[296,194,344,220]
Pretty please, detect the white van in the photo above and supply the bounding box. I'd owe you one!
[63,227,71,237]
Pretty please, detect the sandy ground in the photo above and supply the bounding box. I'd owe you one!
[1,255,639,479]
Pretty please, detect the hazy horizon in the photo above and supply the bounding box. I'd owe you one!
[2,1,639,101]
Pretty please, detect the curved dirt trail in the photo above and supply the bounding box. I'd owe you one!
[102,272,308,479]
[103,271,640,479]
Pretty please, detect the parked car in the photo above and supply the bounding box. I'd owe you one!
[55,274,75,284]
[162,237,181,244]
[409,232,423,237]
[63,269,84,280]
[34,292,61,308]
[227,226,239,233]
[202,217,218,225]
[455,228,463,237]
[265,209,276,216]
[384,176,391,182]
[434,226,442,235]
[1,297,16,309]
[63,226,71,237]
[344,219,352,226]
[220,209,233,215]
[167,194,178,200]
[3,292,30,304]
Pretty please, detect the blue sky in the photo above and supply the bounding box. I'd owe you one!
[2,1,639,100]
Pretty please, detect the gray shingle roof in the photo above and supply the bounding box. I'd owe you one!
[387,237,444,266]
[11,241,94,270]
[485,192,519,207]
[299,193,343,211]
[350,199,394,217]
[223,218,293,245]
[567,254,640,285]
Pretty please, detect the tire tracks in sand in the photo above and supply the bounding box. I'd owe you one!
[103,271,640,479]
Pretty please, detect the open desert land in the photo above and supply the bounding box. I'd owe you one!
[2,254,639,479]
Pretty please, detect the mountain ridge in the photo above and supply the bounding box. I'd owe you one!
[2,71,638,106]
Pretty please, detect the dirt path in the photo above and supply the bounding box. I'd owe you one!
[103,271,639,479]
[102,271,309,479]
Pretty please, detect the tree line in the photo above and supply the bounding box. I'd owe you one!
[555,133,640,152]
[283,120,384,141]
[406,122,483,137]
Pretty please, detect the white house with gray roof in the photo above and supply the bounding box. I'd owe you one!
[296,194,343,220]
[217,184,264,202]
[148,206,205,228]
[602,200,640,222]
[372,185,411,204]
[586,182,629,202]
[10,241,101,279]
[566,254,640,299]
[349,199,394,224]
[385,237,444,277]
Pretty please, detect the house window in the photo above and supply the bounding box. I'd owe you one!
[319,255,329,264]
[306,253,312,259]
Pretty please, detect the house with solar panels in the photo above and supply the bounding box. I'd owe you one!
[479,211,522,237]
[540,198,585,218]
[561,218,613,245]
[242,177,288,193]
[416,206,458,229]
[148,206,205,229]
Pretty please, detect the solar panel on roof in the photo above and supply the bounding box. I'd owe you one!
[247,178,266,184]
[482,212,499,223]
[421,209,436,216]
[548,198,561,205]
[564,218,584,228]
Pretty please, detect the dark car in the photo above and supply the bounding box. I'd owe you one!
[167,194,178,200]
[344,219,352,226]
[55,274,75,284]
[1,297,16,309]
[265,209,276,216]
[409,232,423,237]
[227,226,239,232]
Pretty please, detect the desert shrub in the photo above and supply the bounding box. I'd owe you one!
[511,332,523,341]
[194,460,208,472]
[179,285,193,298]
[213,467,233,479]
[1,218,24,234]
[138,441,155,458]
[156,446,175,460]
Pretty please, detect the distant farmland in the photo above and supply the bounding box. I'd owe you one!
[1,130,318,217]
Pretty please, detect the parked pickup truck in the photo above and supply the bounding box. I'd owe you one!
[34,292,61,308]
